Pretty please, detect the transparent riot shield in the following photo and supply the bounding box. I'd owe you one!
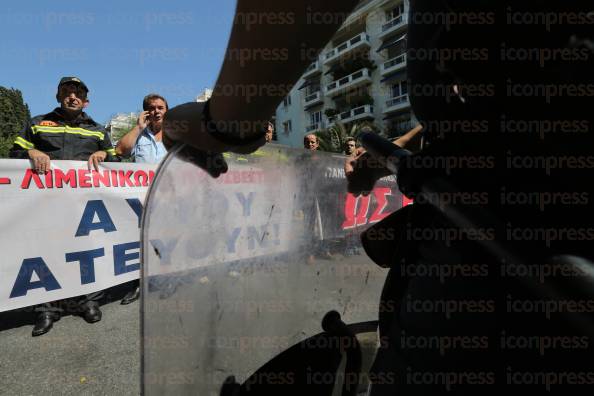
[141,144,405,395]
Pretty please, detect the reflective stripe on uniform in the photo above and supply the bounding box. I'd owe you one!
[105,148,116,155]
[14,136,35,150]
[31,125,104,140]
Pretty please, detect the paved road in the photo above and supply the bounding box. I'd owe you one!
[1,254,385,396]
[0,284,140,396]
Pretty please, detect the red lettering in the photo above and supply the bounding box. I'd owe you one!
[134,170,149,187]
[44,170,53,188]
[54,169,77,188]
[78,169,91,188]
[342,194,357,229]
[241,171,253,183]
[118,170,135,187]
[369,187,391,224]
[93,170,111,187]
[111,170,119,187]
[342,193,371,229]
[148,170,155,185]
[20,169,45,189]
[355,195,371,226]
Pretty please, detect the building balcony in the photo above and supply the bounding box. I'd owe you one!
[325,68,373,97]
[337,105,375,123]
[323,33,371,65]
[303,91,323,107]
[303,60,322,79]
[378,14,408,39]
[383,94,411,114]
[305,122,324,133]
[381,54,407,76]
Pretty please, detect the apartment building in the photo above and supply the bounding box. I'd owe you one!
[106,112,137,142]
[275,0,415,148]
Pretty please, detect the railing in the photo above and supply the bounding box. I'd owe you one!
[326,68,371,93]
[304,91,322,105]
[382,54,406,71]
[303,60,321,76]
[385,94,409,108]
[381,14,408,32]
[339,105,374,122]
[324,33,371,62]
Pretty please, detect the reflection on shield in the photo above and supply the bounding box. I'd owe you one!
[142,144,404,395]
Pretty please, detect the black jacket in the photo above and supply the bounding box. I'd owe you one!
[9,108,117,161]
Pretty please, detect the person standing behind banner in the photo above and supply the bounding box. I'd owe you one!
[344,137,356,156]
[9,76,118,337]
[115,93,168,163]
[115,93,168,305]
[303,133,319,151]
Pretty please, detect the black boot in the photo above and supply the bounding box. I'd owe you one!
[121,286,140,305]
[82,303,102,323]
[32,312,58,337]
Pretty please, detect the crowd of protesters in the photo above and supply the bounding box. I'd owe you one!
[8,76,372,337]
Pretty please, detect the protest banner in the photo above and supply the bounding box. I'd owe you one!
[0,159,156,312]
[1,151,405,312]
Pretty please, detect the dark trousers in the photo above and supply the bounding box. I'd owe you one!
[35,291,104,316]
[126,279,140,291]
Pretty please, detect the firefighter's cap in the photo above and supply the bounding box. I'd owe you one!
[58,77,89,93]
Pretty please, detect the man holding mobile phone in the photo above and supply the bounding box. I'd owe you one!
[115,93,168,164]
[115,94,168,305]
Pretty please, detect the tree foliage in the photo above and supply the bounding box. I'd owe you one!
[315,121,378,154]
[0,86,31,158]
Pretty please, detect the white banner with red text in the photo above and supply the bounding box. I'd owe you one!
[0,159,156,312]
[0,155,409,312]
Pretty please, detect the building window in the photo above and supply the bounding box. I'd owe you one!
[387,37,406,58]
[283,120,292,134]
[283,95,292,107]
[310,111,322,126]
[391,80,408,98]
[387,3,405,20]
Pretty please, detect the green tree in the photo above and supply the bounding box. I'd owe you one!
[0,87,31,158]
[315,121,378,154]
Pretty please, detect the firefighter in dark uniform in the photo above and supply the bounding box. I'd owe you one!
[10,76,118,336]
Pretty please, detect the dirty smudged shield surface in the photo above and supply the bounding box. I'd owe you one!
[141,143,404,395]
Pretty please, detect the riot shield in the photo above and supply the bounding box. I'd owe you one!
[141,144,405,395]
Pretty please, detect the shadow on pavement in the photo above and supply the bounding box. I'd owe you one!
[0,281,136,332]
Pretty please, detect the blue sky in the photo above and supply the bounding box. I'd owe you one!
[0,0,236,124]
